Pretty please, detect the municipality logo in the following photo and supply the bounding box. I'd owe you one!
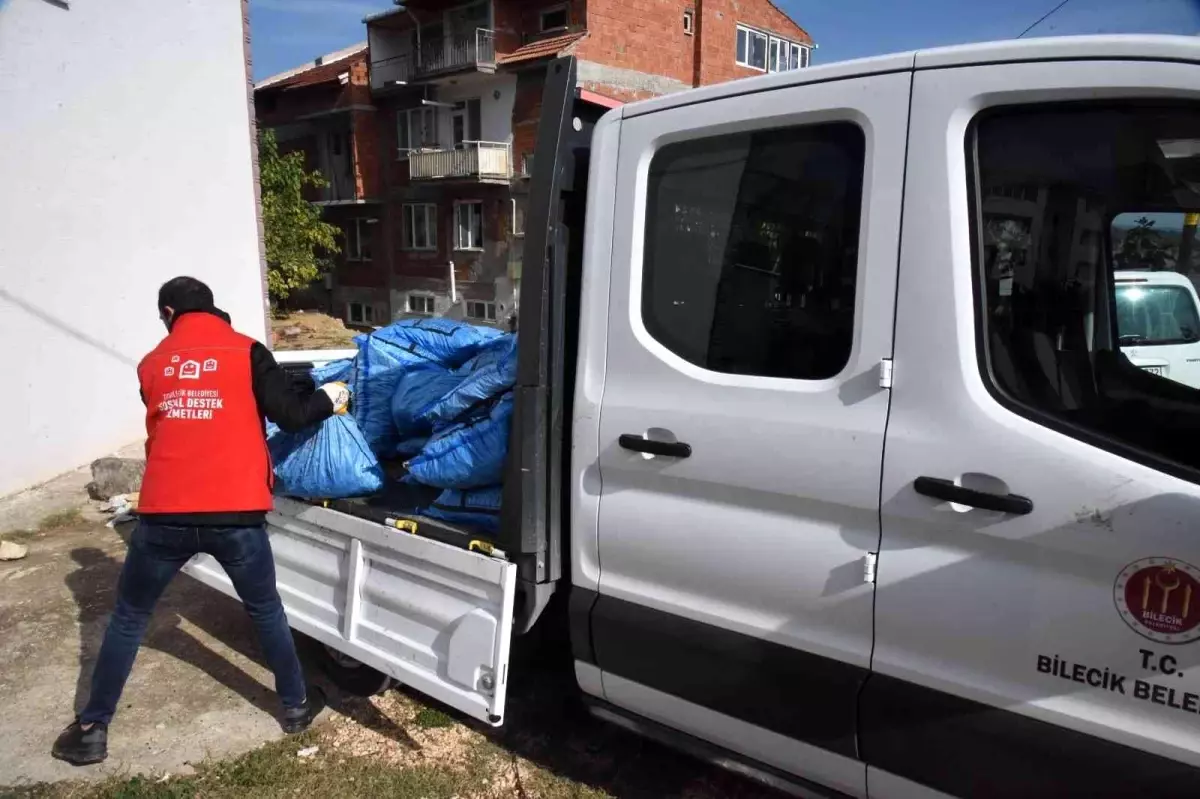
[1115,558,1200,645]
[179,360,201,380]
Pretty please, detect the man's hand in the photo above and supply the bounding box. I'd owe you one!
[318,382,350,415]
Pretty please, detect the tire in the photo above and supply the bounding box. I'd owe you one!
[313,642,394,697]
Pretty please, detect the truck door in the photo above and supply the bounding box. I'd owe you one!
[578,66,912,792]
[865,44,1200,797]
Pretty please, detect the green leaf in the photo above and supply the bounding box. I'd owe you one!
[258,130,342,302]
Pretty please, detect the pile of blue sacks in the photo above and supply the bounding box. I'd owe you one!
[266,318,516,533]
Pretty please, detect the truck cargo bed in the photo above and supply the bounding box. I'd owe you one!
[316,468,504,554]
[183,496,516,724]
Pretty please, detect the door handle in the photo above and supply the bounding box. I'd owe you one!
[618,434,692,458]
[913,476,1033,515]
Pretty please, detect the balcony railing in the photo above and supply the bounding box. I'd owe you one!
[408,141,511,182]
[370,28,495,88]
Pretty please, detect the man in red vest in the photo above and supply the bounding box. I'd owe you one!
[53,277,350,766]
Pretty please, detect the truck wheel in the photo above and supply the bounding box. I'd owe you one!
[316,644,394,697]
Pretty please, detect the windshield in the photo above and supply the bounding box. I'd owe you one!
[1115,283,1200,346]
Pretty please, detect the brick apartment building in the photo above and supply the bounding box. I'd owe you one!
[255,0,811,328]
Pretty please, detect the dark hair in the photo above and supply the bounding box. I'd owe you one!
[158,276,214,315]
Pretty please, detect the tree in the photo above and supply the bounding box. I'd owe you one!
[1115,216,1176,272]
[259,130,341,304]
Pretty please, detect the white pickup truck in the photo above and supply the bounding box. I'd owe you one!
[1116,270,1200,388]
[187,35,1200,799]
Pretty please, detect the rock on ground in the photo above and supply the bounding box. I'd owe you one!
[0,442,143,536]
[86,457,145,501]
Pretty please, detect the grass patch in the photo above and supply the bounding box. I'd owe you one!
[412,706,455,729]
[4,529,37,543]
[38,508,84,532]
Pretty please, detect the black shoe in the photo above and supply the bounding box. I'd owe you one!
[281,686,326,734]
[51,720,108,766]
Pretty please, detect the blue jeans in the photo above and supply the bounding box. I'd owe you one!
[80,522,307,725]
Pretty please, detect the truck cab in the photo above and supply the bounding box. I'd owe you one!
[1116,270,1200,387]
[190,34,1200,798]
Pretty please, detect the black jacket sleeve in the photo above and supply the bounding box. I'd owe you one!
[250,342,335,433]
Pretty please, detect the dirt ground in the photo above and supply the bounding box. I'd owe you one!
[0,511,296,787]
[270,311,358,352]
[0,477,784,798]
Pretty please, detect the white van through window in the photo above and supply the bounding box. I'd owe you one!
[972,102,1200,477]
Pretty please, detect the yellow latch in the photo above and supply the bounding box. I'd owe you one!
[383,517,419,534]
[469,540,508,559]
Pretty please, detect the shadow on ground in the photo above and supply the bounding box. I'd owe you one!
[66,545,417,750]
[67,537,784,799]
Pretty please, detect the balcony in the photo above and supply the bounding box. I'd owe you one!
[408,141,511,183]
[370,28,495,89]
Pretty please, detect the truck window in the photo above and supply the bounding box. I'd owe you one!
[1115,283,1200,346]
[642,122,865,380]
[972,102,1200,476]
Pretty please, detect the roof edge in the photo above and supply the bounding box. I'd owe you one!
[762,0,813,46]
[256,42,368,90]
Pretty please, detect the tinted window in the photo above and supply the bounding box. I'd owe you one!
[973,103,1200,474]
[642,123,866,380]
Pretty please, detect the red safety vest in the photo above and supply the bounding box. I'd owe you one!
[137,313,273,514]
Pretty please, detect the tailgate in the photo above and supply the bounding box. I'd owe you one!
[183,497,516,724]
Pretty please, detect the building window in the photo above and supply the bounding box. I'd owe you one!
[766,35,808,72]
[522,153,535,177]
[346,219,373,261]
[408,294,436,315]
[467,300,497,321]
[735,25,768,71]
[455,201,484,250]
[347,302,375,325]
[539,4,568,32]
[402,203,438,251]
[397,107,438,156]
[642,122,866,380]
[973,102,1200,478]
[512,198,526,237]
[683,9,694,35]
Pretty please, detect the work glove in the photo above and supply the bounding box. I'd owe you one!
[319,382,351,415]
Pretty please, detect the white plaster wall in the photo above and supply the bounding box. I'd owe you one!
[0,0,266,497]
[434,72,517,146]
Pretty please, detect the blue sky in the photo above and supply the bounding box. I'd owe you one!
[250,0,1200,80]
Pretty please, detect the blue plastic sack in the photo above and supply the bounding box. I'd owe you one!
[422,335,518,430]
[353,320,502,456]
[390,361,462,444]
[267,414,384,499]
[424,486,502,533]
[394,435,428,459]
[358,318,503,369]
[310,358,354,385]
[405,392,513,489]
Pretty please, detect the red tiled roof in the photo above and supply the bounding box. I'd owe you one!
[260,47,367,92]
[498,32,587,66]
[578,89,622,109]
